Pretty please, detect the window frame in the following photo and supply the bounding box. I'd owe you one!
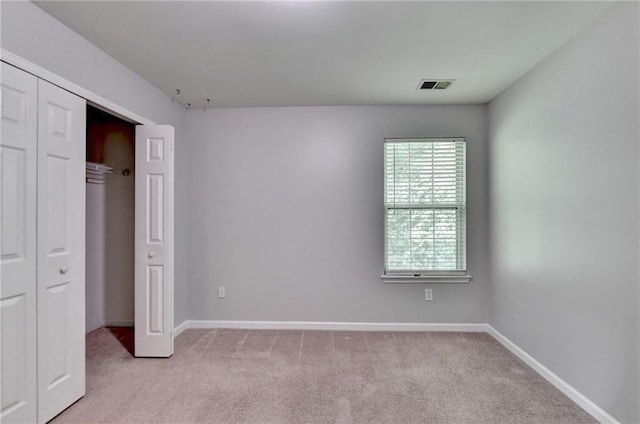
[381,137,472,284]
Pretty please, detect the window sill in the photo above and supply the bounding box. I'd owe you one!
[381,273,472,284]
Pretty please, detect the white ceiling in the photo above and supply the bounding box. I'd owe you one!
[35,1,611,108]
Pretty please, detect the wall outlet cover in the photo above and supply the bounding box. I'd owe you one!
[425,288,434,301]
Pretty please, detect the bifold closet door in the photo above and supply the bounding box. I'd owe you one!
[135,125,174,358]
[1,62,38,424]
[36,79,86,423]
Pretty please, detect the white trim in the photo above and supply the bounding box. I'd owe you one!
[104,320,134,328]
[0,49,155,126]
[172,320,189,337]
[176,320,488,332]
[170,320,618,423]
[381,274,472,284]
[486,325,620,424]
[85,321,104,334]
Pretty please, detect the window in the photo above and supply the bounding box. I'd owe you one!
[382,138,470,283]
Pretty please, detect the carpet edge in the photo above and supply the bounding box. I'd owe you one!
[171,319,618,424]
[486,325,619,424]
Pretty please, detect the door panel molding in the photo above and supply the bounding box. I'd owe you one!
[0,61,38,424]
[135,125,174,358]
[36,78,85,424]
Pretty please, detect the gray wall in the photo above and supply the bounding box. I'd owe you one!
[85,183,106,331]
[488,3,639,423]
[1,1,190,325]
[187,105,490,323]
[6,2,634,420]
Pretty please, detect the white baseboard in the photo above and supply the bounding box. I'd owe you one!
[104,320,134,327]
[486,325,619,424]
[173,320,189,337]
[170,320,618,423]
[85,321,104,333]
[177,320,488,333]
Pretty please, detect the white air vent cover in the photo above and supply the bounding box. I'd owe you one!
[418,79,456,90]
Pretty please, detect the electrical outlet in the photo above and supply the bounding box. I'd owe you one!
[425,288,434,301]
[217,286,225,299]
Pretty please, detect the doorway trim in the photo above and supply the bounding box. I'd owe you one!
[1,48,177,347]
[1,49,155,126]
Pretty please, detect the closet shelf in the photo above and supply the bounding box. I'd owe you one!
[86,162,112,185]
[86,162,113,172]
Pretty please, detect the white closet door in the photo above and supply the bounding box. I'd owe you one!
[135,125,174,357]
[36,79,86,423]
[0,63,38,424]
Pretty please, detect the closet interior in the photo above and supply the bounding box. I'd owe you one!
[85,105,135,344]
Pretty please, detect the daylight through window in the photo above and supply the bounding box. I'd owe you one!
[384,138,466,274]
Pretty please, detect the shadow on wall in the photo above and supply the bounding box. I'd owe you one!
[86,106,136,326]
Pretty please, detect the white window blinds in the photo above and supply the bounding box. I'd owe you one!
[384,138,466,274]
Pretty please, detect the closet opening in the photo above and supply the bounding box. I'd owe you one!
[85,104,136,355]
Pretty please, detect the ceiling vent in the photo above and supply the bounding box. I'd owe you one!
[418,79,455,90]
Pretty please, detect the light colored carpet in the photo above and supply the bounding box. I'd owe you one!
[51,328,596,424]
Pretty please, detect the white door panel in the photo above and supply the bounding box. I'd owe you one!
[135,125,174,357]
[0,62,38,424]
[36,79,85,423]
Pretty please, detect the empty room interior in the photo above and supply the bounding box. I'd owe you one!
[0,1,639,423]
